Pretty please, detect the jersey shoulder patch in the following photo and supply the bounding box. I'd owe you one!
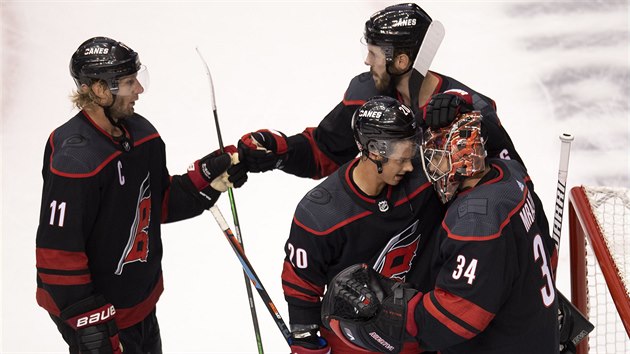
[444,161,527,240]
[49,114,120,177]
[294,174,368,236]
[343,72,380,106]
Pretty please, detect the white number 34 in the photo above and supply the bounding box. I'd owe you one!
[452,255,478,285]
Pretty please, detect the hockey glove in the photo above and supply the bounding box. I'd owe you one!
[60,295,122,354]
[321,264,420,353]
[289,324,331,354]
[187,145,247,197]
[424,90,474,129]
[238,129,289,172]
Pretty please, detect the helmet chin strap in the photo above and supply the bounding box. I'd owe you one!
[367,154,388,174]
[102,94,133,152]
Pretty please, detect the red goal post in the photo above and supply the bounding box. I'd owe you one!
[569,185,630,354]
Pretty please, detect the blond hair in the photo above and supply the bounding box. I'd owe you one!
[70,80,108,110]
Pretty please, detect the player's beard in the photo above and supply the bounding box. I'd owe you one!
[372,68,393,94]
[108,97,136,120]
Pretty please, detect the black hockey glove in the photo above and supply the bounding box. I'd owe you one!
[321,264,421,353]
[424,90,474,129]
[238,129,289,172]
[187,145,247,201]
[60,295,122,354]
[289,324,331,354]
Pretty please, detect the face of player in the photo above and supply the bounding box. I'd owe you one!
[376,140,417,186]
[108,70,146,120]
[364,44,391,93]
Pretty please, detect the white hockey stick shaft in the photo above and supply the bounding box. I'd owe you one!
[552,133,574,254]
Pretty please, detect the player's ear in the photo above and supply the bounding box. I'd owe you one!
[394,53,411,72]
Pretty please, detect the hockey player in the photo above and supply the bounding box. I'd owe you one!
[237,3,523,180]
[321,112,559,354]
[35,37,246,353]
[283,96,444,353]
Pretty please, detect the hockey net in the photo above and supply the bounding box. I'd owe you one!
[569,185,630,354]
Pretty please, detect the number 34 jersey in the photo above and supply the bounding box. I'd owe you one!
[410,158,559,354]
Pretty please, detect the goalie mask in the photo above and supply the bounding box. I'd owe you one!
[421,111,486,203]
[352,96,421,173]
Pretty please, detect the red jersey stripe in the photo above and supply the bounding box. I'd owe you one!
[39,272,91,286]
[423,291,476,339]
[36,248,88,271]
[433,288,495,332]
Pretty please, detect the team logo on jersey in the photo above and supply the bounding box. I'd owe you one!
[115,172,151,275]
[378,200,390,212]
[373,220,421,281]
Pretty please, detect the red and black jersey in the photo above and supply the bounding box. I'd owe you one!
[281,70,523,179]
[36,111,214,329]
[281,158,444,330]
[409,159,559,354]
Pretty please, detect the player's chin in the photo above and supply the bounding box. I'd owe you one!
[391,175,405,184]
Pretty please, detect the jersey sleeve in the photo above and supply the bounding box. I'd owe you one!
[159,140,215,223]
[411,224,516,350]
[36,140,100,316]
[281,215,343,326]
[281,101,361,179]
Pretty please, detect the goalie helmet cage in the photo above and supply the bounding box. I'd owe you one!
[569,185,630,354]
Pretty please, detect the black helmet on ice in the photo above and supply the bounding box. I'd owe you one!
[364,3,432,62]
[352,96,420,158]
[70,37,141,94]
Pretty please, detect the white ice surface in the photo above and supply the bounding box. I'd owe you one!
[2,1,628,353]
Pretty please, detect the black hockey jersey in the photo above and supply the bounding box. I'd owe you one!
[409,159,559,354]
[281,70,523,179]
[281,158,444,329]
[36,111,214,329]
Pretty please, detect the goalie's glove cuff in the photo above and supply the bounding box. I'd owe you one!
[289,325,331,354]
[321,264,419,353]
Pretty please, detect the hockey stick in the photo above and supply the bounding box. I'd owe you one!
[409,20,445,115]
[196,48,264,353]
[552,133,575,264]
[210,206,293,345]
[412,20,445,76]
[546,134,593,353]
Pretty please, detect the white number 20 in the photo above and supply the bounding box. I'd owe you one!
[452,255,478,285]
[287,243,308,269]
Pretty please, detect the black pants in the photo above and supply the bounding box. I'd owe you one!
[51,308,162,354]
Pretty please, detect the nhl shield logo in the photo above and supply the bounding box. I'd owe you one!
[378,200,389,212]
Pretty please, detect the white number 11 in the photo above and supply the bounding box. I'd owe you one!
[49,200,67,227]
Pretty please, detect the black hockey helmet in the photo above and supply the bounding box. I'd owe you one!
[352,96,420,158]
[364,3,432,62]
[70,37,141,94]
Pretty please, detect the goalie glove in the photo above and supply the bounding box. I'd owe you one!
[60,295,122,354]
[321,264,420,353]
[238,129,289,172]
[424,90,474,129]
